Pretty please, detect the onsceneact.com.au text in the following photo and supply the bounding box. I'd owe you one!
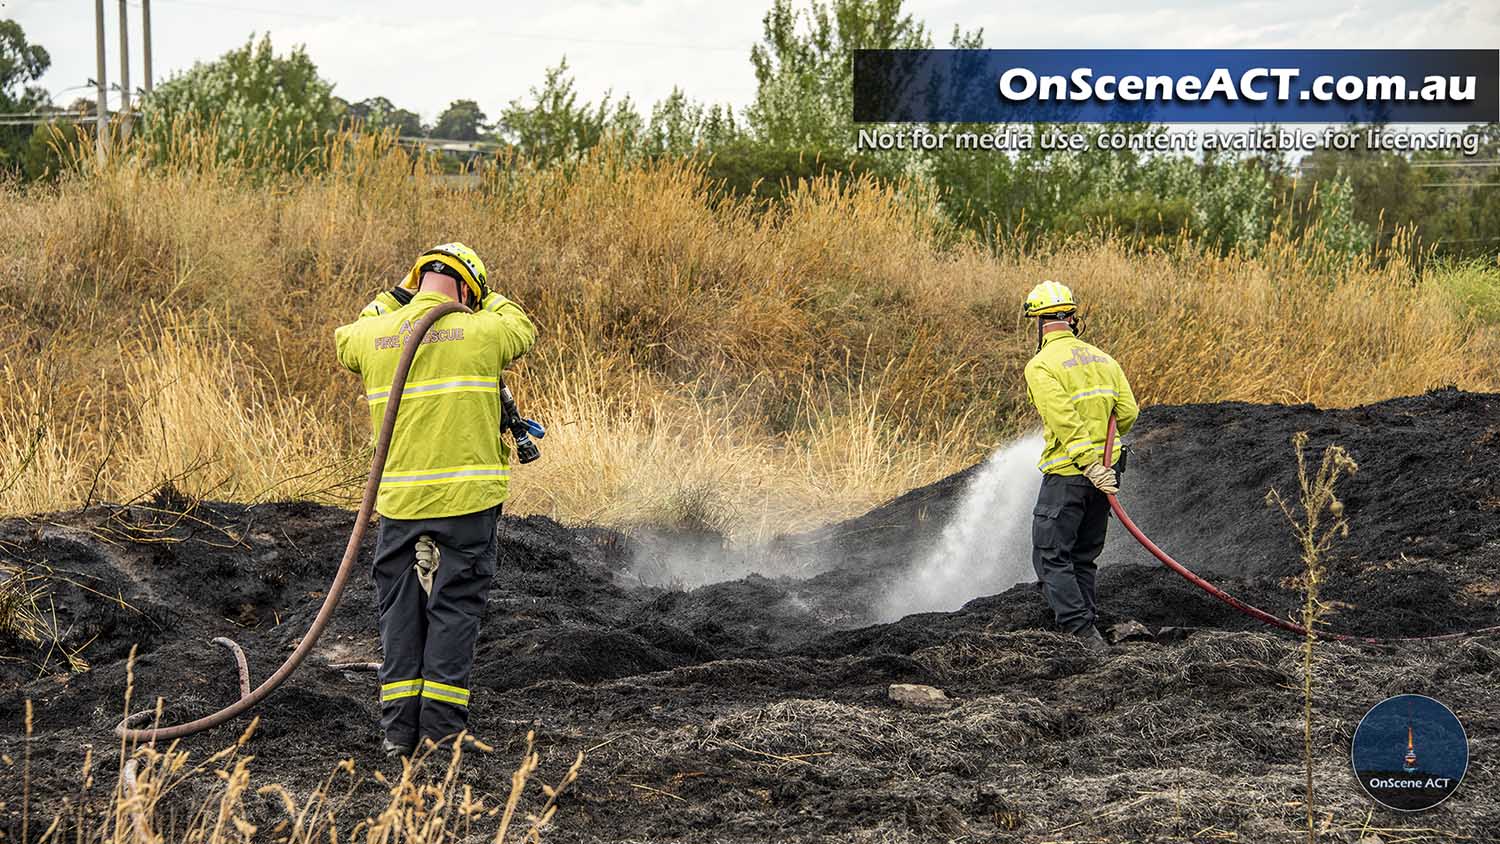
[997,68,1479,104]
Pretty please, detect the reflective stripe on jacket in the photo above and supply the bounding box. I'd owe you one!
[335,290,536,519]
[1024,330,1138,476]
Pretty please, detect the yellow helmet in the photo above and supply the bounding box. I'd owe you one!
[1023,280,1077,318]
[402,242,488,301]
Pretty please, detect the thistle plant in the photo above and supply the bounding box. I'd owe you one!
[1267,431,1358,844]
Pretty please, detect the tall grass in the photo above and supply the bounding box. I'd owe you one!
[0,132,1494,537]
[13,708,582,842]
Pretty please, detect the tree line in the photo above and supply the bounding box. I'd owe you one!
[3,2,1497,260]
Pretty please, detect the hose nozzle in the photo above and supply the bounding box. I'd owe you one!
[499,380,544,464]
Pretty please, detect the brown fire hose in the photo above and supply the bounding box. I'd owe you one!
[116,301,470,743]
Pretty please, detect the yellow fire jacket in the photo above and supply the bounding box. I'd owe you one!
[1024,330,1138,475]
[334,290,537,519]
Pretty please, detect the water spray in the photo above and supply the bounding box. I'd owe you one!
[879,434,1043,621]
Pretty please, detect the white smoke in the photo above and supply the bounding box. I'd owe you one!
[625,538,827,590]
[877,432,1045,621]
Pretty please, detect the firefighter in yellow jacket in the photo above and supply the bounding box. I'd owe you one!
[1022,281,1137,654]
[335,243,536,757]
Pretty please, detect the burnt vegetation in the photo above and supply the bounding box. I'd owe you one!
[2,390,1498,841]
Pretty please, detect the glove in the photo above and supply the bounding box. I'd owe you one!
[479,291,507,313]
[1082,462,1119,495]
[414,534,440,595]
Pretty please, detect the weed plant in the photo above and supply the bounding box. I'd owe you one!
[1267,432,1358,844]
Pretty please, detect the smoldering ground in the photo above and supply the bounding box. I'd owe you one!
[2,389,1499,842]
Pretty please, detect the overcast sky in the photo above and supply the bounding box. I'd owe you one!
[8,0,1500,122]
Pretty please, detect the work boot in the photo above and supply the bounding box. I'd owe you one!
[381,738,414,760]
[1075,626,1110,655]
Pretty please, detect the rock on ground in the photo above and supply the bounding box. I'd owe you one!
[888,683,953,710]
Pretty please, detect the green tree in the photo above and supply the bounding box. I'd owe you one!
[746,0,976,150]
[1297,129,1422,252]
[1301,174,1374,263]
[346,95,422,137]
[1416,125,1500,258]
[1291,125,1500,259]
[642,88,740,156]
[431,99,488,141]
[0,19,52,173]
[19,120,92,181]
[139,34,339,171]
[1193,156,1274,250]
[495,58,642,165]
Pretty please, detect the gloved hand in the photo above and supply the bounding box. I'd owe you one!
[414,534,440,595]
[1082,462,1119,495]
[479,290,507,313]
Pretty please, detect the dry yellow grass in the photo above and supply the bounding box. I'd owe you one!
[0,134,1494,537]
[10,707,581,843]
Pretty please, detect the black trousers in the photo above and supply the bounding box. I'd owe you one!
[1031,474,1110,633]
[371,505,499,746]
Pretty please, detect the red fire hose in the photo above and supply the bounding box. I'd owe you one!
[1103,415,1500,645]
[116,301,470,742]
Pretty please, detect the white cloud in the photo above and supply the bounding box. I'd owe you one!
[13,0,1498,121]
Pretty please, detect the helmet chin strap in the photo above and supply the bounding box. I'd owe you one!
[1036,313,1080,349]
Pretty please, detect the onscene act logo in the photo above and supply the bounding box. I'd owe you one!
[1351,694,1468,812]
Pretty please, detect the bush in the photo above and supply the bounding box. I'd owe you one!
[1430,260,1500,325]
[138,34,339,173]
[702,139,890,203]
[1056,193,1194,244]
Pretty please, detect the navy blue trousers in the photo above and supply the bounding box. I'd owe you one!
[371,505,499,746]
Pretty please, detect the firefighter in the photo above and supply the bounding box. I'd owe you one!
[1022,281,1137,654]
[334,243,536,757]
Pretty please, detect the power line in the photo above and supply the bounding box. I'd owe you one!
[0,110,95,118]
[1409,159,1500,168]
[0,117,96,126]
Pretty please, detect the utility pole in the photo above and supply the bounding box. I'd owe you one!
[118,0,131,141]
[94,0,110,161]
[142,0,153,94]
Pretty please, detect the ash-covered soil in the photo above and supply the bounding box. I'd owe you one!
[2,388,1499,842]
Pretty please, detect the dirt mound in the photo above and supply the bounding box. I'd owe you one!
[3,389,1499,841]
[1108,388,1500,574]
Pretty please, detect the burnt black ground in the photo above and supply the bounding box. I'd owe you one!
[2,388,1498,842]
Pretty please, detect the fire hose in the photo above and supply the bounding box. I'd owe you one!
[1103,415,1500,645]
[115,301,470,742]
